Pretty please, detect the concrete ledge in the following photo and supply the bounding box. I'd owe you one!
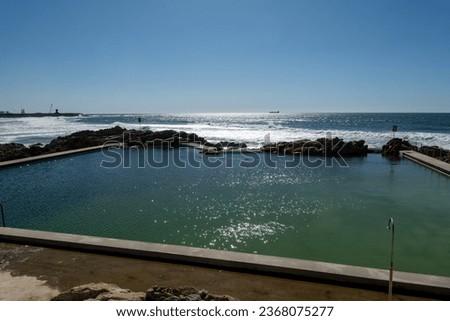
[0,144,120,168]
[401,151,450,177]
[1,227,449,298]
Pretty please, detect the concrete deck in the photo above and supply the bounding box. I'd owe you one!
[1,227,449,300]
[401,150,450,177]
[1,242,429,301]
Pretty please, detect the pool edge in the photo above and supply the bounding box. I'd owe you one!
[0,144,120,168]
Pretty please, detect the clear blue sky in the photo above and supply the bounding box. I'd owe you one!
[1,0,449,113]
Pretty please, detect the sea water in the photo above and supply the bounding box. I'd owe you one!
[1,147,449,277]
[1,113,450,149]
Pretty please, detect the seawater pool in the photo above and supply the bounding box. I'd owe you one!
[1,147,449,277]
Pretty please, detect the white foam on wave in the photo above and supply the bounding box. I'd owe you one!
[0,116,112,145]
[117,120,450,149]
[85,116,450,151]
[1,115,449,150]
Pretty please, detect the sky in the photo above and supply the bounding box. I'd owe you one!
[0,0,449,114]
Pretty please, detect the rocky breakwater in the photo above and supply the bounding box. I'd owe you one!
[51,283,236,301]
[0,126,208,162]
[381,138,417,157]
[199,141,249,155]
[262,137,368,157]
[0,126,125,162]
[418,145,450,163]
[382,138,450,163]
[124,129,206,148]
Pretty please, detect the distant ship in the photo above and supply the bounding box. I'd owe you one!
[269,110,280,113]
[0,108,82,118]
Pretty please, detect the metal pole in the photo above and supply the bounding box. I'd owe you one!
[387,218,395,301]
[0,203,5,227]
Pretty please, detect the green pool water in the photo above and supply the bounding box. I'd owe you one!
[2,148,449,277]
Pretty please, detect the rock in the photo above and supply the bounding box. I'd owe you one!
[338,141,367,156]
[187,133,207,144]
[262,137,368,157]
[381,138,417,157]
[338,142,356,155]
[145,286,236,301]
[93,126,125,137]
[177,131,189,140]
[186,293,202,301]
[51,283,236,301]
[419,145,450,163]
[51,283,145,301]
[202,147,223,155]
[330,139,344,155]
[0,126,211,162]
[262,143,278,153]
[0,143,30,161]
[217,141,248,149]
[96,291,145,301]
[124,129,207,148]
[46,126,127,152]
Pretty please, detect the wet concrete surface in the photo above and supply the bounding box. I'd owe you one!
[0,242,430,301]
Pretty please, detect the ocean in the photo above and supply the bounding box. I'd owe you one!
[1,112,450,277]
[1,112,449,149]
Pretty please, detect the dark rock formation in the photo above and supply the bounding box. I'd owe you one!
[217,141,248,149]
[199,141,248,152]
[419,145,450,163]
[262,137,368,157]
[5,126,447,163]
[145,286,236,301]
[46,126,126,152]
[0,126,128,162]
[381,138,417,157]
[381,139,449,162]
[51,283,236,301]
[122,129,208,148]
[0,143,32,161]
[52,283,145,301]
[0,126,208,162]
